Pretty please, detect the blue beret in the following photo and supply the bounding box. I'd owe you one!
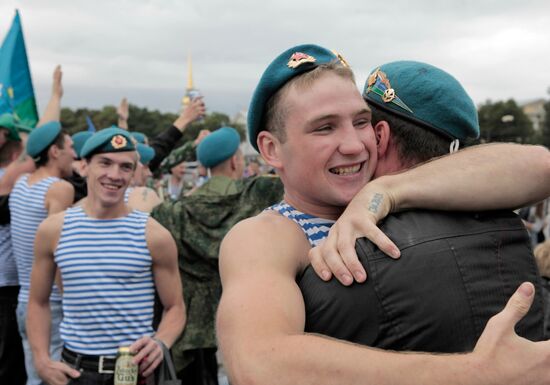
[80,126,136,159]
[131,132,147,144]
[0,113,32,141]
[71,131,94,159]
[26,121,62,158]
[136,143,155,165]
[248,44,348,151]
[363,61,479,141]
[197,127,240,168]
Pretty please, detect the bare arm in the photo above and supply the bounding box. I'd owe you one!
[173,97,206,132]
[27,214,80,385]
[218,214,550,385]
[37,65,63,126]
[310,143,550,284]
[130,218,185,377]
[117,97,129,130]
[45,181,74,215]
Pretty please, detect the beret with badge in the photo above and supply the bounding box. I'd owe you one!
[80,126,136,159]
[247,44,349,151]
[363,60,479,142]
[26,121,63,158]
[131,132,147,145]
[197,126,241,168]
[0,113,32,141]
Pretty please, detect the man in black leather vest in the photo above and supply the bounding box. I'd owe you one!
[302,60,544,351]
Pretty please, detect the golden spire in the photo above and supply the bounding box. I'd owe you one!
[187,54,194,91]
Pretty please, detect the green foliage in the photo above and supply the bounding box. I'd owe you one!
[477,99,534,144]
[60,105,244,144]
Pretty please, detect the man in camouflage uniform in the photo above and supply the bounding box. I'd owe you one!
[152,126,283,385]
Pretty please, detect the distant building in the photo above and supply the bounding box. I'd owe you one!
[521,99,546,132]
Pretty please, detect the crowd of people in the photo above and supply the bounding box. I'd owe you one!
[1,43,550,385]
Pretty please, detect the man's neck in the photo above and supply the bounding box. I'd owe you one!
[283,191,344,221]
[82,196,131,220]
[170,174,182,185]
[28,163,62,184]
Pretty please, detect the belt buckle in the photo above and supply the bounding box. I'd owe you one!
[98,356,114,374]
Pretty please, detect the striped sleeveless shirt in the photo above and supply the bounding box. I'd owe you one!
[268,202,335,247]
[9,174,62,302]
[0,168,18,287]
[55,206,155,355]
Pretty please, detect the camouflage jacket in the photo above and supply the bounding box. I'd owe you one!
[152,174,284,370]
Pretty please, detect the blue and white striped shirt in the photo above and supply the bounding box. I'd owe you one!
[0,168,18,287]
[268,202,335,247]
[10,175,62,302]
[55,206,155,355]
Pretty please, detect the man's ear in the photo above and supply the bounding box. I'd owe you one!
[257,131,283,170]
[49,144,60,160]
[373,120,391,158]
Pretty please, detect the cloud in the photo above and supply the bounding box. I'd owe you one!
[1,0,549,115]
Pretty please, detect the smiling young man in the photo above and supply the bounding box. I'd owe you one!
[26,127,185,385]
[216,44,550,385]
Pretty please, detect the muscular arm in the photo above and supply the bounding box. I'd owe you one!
[218,214,550,385]
[37,66,63,126]
[45,181,74,215]
[27,214,80,385]
[311,143,550,284]
[130,218,185,377]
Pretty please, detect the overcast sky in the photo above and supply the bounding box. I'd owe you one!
[1,0,549,119]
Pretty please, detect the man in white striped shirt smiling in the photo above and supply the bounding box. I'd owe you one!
[27,127,185,385]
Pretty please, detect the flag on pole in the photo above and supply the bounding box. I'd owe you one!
[0,10,38,128]
[85,115,96,132]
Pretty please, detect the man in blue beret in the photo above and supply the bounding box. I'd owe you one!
[27,127,185,385]
[216,44,550,385]
[0,113,29,384]
[8,120,76,385]
[301,60,543,352]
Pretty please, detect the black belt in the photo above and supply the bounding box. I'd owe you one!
[62,348,116,374]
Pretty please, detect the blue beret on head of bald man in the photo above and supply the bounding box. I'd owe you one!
[247,43,350,151]
[197,126,241,168]
[363,60,479,141]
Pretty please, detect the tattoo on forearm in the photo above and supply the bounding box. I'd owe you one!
[17,154,28,163]
[142,188,149,202]
[368,193,384,213]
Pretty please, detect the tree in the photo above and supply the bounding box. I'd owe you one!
[60,105,245,144]
[478,99,534,143]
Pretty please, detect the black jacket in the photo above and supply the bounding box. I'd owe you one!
[299,209,544,352]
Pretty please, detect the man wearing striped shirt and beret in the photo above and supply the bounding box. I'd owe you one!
[27,127,185,385]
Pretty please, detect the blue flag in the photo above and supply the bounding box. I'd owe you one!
[0,10,38,128]
[85,115,96,132]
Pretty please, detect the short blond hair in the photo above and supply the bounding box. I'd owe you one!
[534,240,550,278]
[264,61,355,143]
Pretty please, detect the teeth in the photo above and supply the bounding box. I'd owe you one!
[330,164,361,175]
[103,184,120,191]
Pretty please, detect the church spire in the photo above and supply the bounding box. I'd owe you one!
[187,54,194,90]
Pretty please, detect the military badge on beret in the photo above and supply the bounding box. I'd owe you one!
[366,68,413,113]
[331,50,350,67]
[111,135,127,149]
[287,52,316,68]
